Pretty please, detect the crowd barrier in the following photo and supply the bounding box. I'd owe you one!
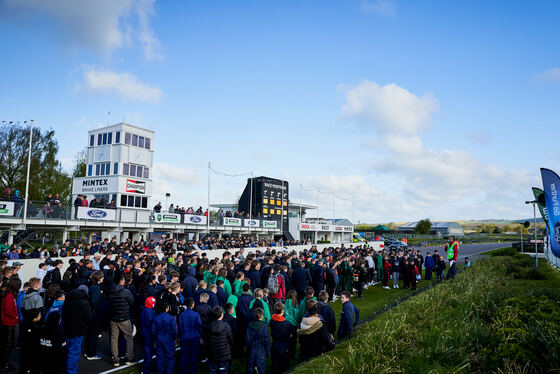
[11,243,356,282]
[544,239,560,270]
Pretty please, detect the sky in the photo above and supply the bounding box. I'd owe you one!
[1,0,560,223]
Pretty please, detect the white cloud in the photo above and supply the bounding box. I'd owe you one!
[340,80,438,135]
[79,69,162,103]
[534,68,560,83]
[1,0,162,59]
[361,0,396,16]
[340,80,537,220]
[154,162,199,186]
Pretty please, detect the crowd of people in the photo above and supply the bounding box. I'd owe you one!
[0,237,462,374]
[153,203,207,217]
[1,189,68,219]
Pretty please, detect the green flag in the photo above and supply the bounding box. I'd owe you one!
[532,187,548,226]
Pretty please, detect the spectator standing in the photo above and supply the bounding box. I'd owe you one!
[178,297,202,374]
[62,285,93,374]
[205,306,234,374]
[152,302,177,374]
[270,303,296,374]
[107,274,135,366]
[0,278,21,371]
[140,296,156,374]
[337,291,360,340]
[246,308,271,374]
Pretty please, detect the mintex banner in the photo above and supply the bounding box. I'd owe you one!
[0,201,15,216]
[223,217,242,226]
[126,179,146,194]
[185,214,207,225]
[540,168,560,258]
[153,213,181,223]
[77,207,116,221]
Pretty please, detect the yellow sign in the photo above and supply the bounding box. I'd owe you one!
[276,209,282,215]
[283,201,287,206]
[270,199,275,205]
[263,198,268,204]
[263,208,268,214]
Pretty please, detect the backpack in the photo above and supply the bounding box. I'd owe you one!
[43,270,55,289]
[267,274,279,294]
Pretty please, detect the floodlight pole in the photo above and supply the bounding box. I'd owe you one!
[23,120,33,227]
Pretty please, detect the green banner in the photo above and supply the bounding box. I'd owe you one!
[532,187,549,226]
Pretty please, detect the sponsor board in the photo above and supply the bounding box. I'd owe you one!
[263,220,277,228]
[154,213,180,223]
[0,201,15,216]
[300,223,317,231]
[244,219,260,227]
[77,207,116,221]
[185,214,207,225]
[72,176,118,195]
[343,226,354,232]
[126,179,146,194]
[223,217,242,226]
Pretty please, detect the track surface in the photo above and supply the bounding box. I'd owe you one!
[7,242,511,374]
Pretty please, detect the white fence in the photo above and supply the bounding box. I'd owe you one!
[544,238,560,269]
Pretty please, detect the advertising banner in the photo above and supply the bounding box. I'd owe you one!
[320,225,330,231]
[244,219,260,227]
[343,226,354,232]
[77,207,116,221]
[126,179,146,194]
[153,213,181,223]
[0,201,15,216]
[334,226,344,232]
[184,214,207,225]
[540,168,560,258]
[300,223,317,231]
[72,176,118,195]
[263,220,277,228]
[532,187,549,226]
[223,217,242,226]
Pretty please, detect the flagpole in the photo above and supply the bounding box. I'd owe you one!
[22,120,33,227]
[207,162,211,234]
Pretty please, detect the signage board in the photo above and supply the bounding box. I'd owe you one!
[76,207,116,221]
[72,176,118,195]
[300,223,317,231]
[153,213,181,223]
[185,214,207,225]
[244,219,260,227]
[223,217,242,226]
[126,179,146,194]
[263,220,277,228]
[0,201,15,216]
[343,226,354,232]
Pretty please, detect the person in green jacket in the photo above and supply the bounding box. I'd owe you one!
[249,288,271,324]
[202,264,214,285]
[298,287,317,322]
[233,272,248,297]
[226,294,238,317]
[215,268,232,296]
[284,290,300,327]
[376,251,384,282]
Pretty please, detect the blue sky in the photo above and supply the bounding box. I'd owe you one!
[1,0,560,222]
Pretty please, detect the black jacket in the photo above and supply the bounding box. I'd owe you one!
[292,268,312,292]
[317,301,336,335]
[195,303,212,329]
[297,317,333,361]
[61,289,93,337]
[205,319,234,361]
[270,317,296,352]
[107,284,134,322]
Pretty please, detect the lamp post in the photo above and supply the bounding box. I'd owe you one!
[525,200,539,269]
[22,120,33,227]
[165,193,170,213]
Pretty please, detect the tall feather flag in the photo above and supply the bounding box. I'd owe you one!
[540,168,560,258]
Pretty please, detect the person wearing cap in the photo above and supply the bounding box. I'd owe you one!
[140,296,157,374]
[62,284,92,374]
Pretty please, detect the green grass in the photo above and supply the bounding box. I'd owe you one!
[292,255,560,374]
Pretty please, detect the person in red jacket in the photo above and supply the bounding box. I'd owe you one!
[382,255,392,289]
[269,265,286,302]
[0,278,21,371]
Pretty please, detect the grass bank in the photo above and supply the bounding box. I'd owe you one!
[293,253,560,373]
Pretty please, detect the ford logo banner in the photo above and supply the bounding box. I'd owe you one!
[190,216,202,223]
[87,209,107,218]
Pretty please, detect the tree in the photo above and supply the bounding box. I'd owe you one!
[0,123,71,202]
[72,149,87,178]
[415,219,432,234]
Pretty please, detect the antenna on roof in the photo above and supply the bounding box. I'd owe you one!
[107,110,111,125]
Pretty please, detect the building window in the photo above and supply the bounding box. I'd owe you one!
[135,196,141,207]
[125,132,131,145]
[137,166,143,178]
[114,163,118,175]
[143,167,149,179]
[108,132,112,144]
[132,134,138,146]
[130,164,136,177]
[100,163,105,175]
[95,164,100,176]
[89,135,94,147]
[123,163,129,175]
[97,134,102,145]
[121,195,127,207]
[88,165,92,176]
[142,197,147,208]
[145,138,151,150]
[115,131,121,143]
[102,133,107,145]
[128,195,134,207]
[105,163,110,175]
[139,136,145,148]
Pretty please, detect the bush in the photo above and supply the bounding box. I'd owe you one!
[490,247,518,257]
